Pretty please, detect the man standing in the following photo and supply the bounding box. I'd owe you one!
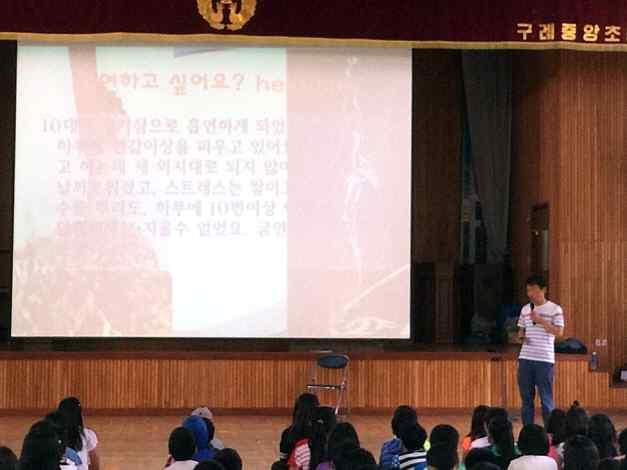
[517,275,565,426]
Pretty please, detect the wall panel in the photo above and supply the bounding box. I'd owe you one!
[511,50,627,375]
[0,354,623,413]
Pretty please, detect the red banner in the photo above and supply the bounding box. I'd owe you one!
[1,1,627,48]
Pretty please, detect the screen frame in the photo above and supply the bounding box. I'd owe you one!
[7,42,417,347]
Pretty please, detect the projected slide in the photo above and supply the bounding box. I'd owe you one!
[12,44,412,338]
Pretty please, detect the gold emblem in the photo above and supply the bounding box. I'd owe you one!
[197,0,257,31]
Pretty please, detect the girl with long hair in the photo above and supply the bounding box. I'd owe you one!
[58,397,100,470]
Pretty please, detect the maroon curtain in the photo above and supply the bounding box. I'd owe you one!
[1,1,627,47]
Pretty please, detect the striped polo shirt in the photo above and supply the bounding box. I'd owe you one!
[518,300,565,364]
[399,448,427,469]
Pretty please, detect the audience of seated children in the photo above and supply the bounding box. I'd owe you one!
[57,397,100,470]
[506,424,556,470]
[2,393,626,470]
[165,427,199,470]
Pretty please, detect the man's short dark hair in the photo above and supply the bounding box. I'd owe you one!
[214,448,242,470]
[526,274,547,289]
[518,424,549,456]
[391,405,417,436]
[399,423,427,452]
[168,427,196,461]
[464,448,500,469]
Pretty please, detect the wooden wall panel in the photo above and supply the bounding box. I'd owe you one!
[0,355,623,413]
[511,51,561,300]
[511,50,627,375]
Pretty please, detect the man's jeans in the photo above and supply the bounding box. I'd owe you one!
[518,358,555,426]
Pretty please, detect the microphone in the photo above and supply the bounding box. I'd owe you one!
[530,302,536,325]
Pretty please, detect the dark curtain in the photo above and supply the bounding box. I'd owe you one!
[462,51,512,264]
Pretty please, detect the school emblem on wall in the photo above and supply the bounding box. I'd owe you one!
[197,0,257,31]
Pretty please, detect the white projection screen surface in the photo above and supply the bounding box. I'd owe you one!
[12,44,412,338]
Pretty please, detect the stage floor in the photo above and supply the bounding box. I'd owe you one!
[1,413,626,469]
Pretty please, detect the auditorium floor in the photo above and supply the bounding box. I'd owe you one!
[0,413,625,469]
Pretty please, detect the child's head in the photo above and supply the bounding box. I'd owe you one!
[464,448,500,469]
[391,405,418,436]
[565,401,589,440]
[315,406,338,436]
[168,427,196,462]
[563,435,599,470]
[428,425,460,470]
[18,421,64,470]
[214,448,242,470]
[335,446,375,470]
[429,424,459,449]
[399,422,428,452]
[427,443,458,470]
[588,414,618,460]
[469,405,490,440]
[546,408,567,445]
[484,407,509,424]
[487,414,516,461]
[518,424,549,456]
[327,424,360,465]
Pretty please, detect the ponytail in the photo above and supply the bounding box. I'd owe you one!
[488,415,516,463]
